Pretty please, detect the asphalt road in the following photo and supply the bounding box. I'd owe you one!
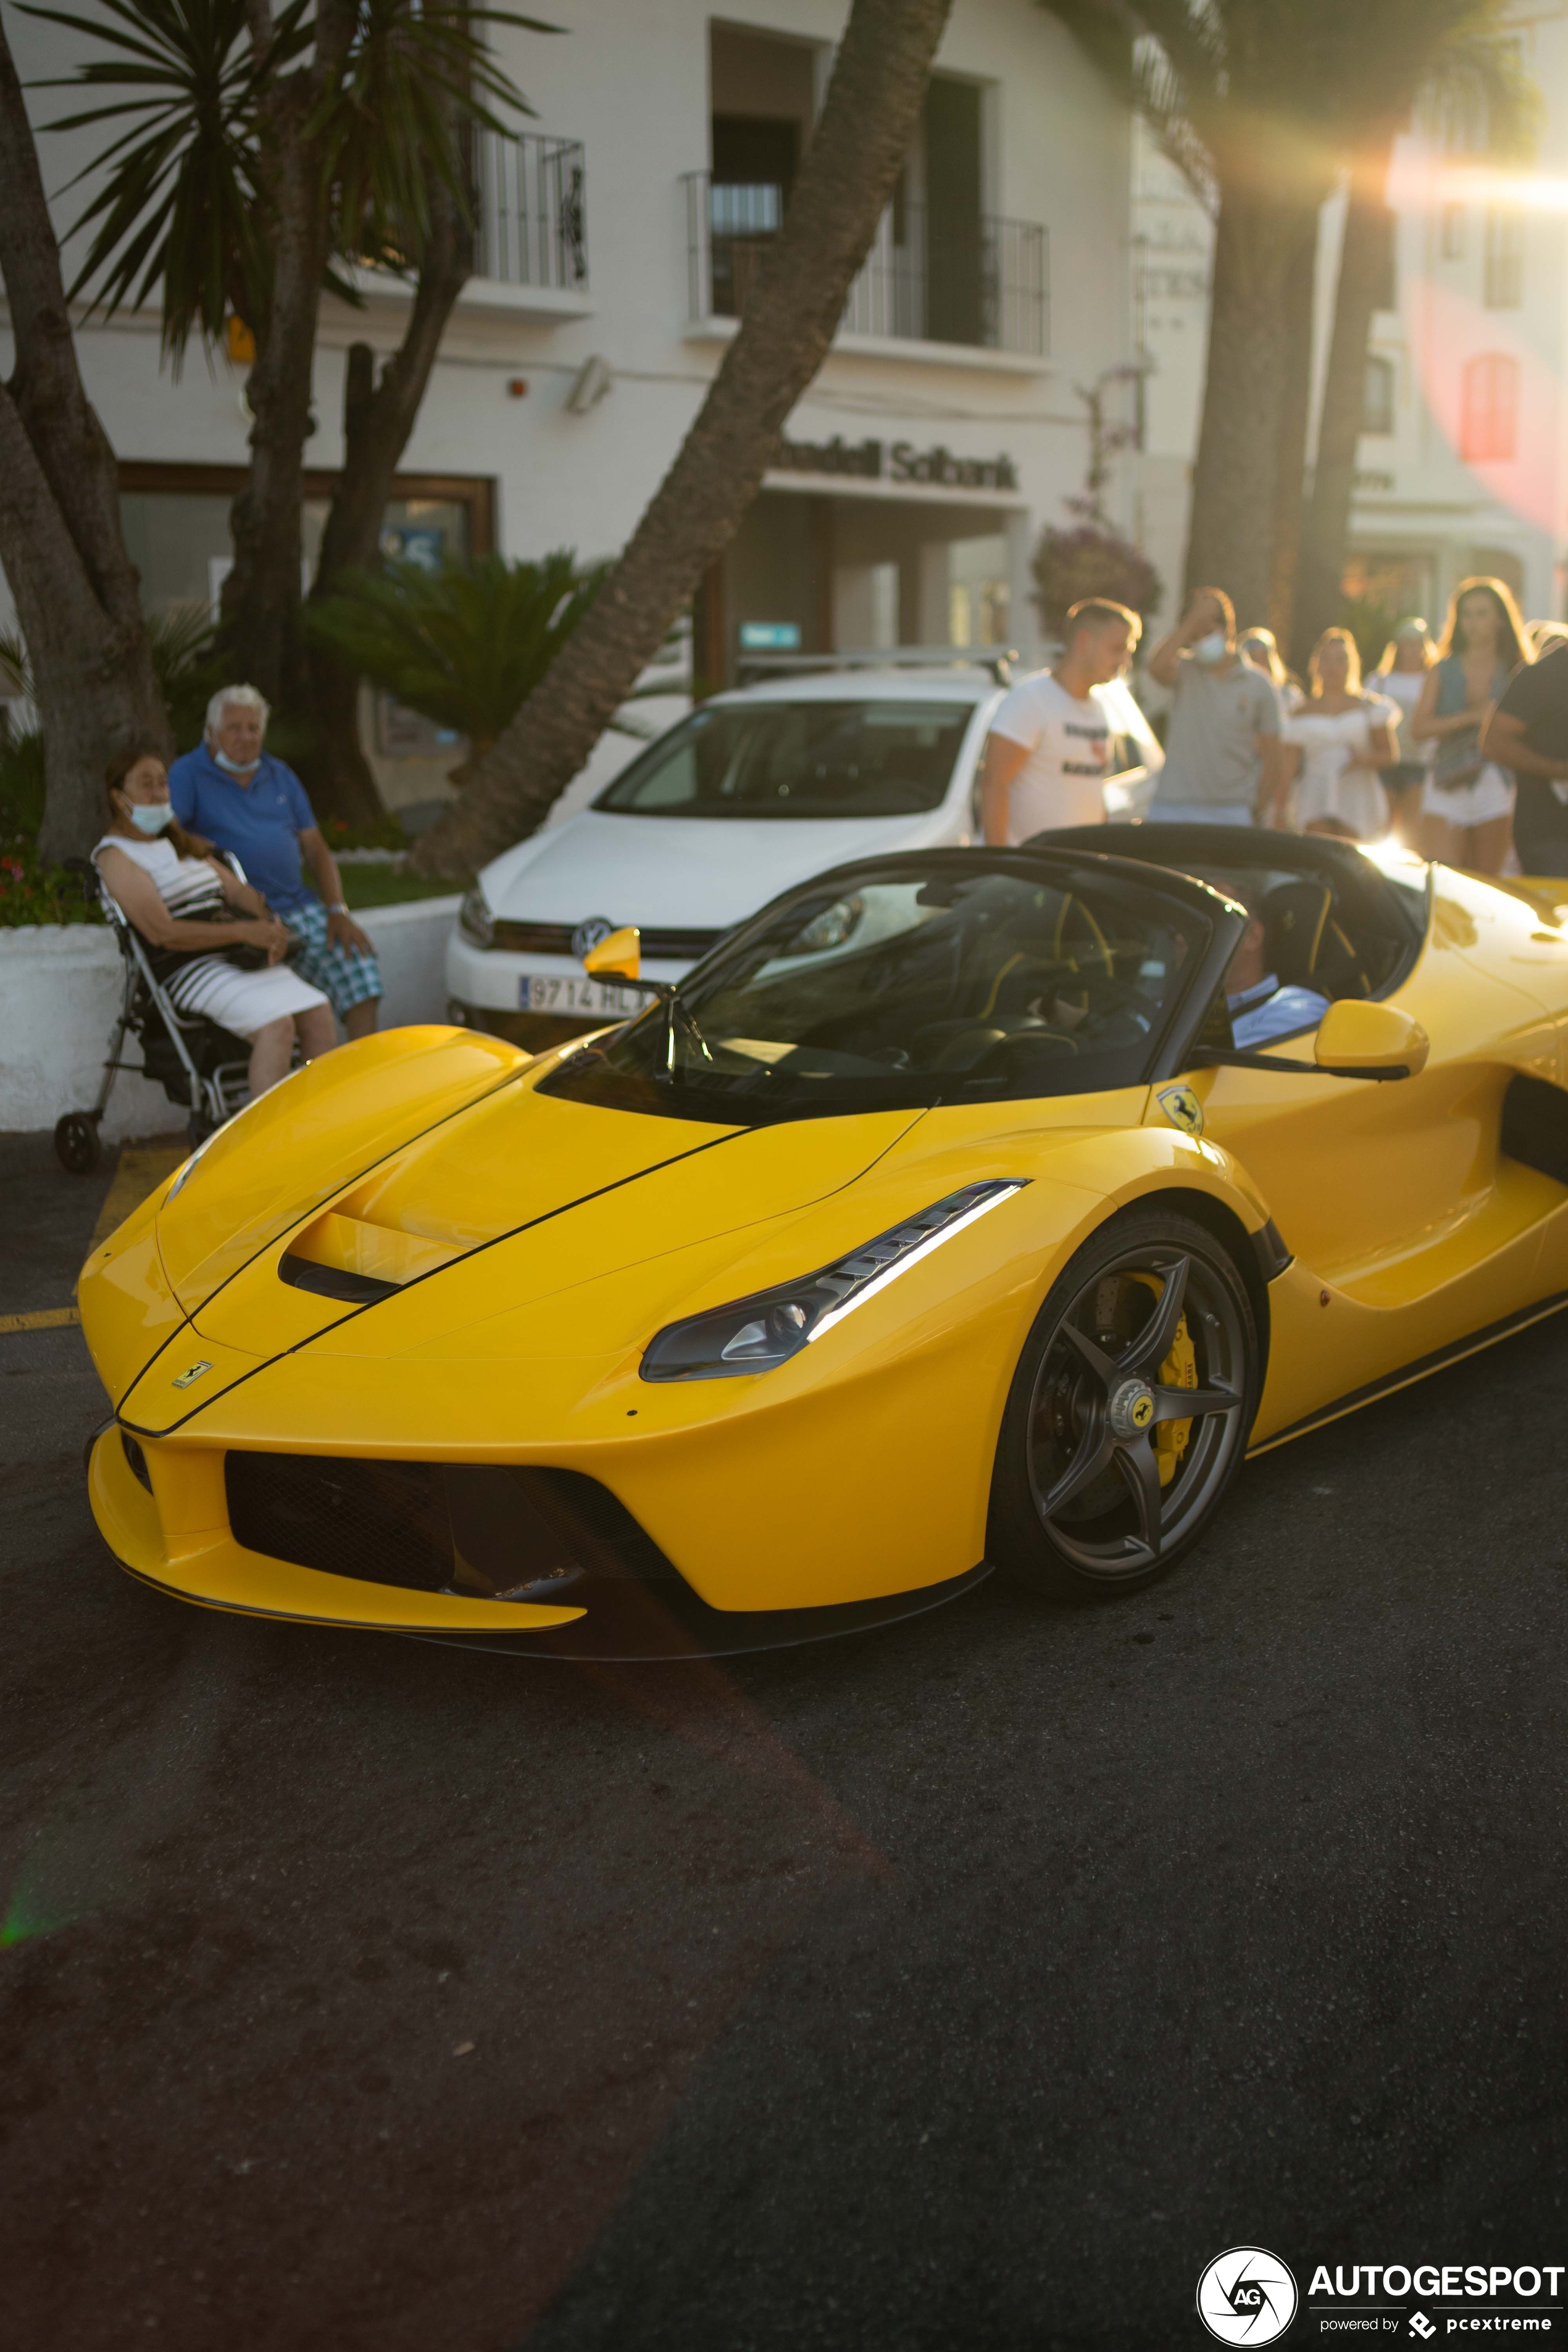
[3,1127,1566,2351]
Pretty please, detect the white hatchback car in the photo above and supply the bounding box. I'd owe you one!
[446,664,1156,1048]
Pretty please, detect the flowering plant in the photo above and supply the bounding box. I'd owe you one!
[0,841,103,928]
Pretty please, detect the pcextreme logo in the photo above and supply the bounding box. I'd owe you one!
[1198,2248,1299,2344]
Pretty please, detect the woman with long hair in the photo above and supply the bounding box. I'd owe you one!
[94,747,336,1099]
[1280,627,1397,840]
[1366,617,1435,847]
[1410,576,1531,872]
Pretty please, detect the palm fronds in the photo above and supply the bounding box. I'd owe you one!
[302,553,607,756]
[22,0,561,358]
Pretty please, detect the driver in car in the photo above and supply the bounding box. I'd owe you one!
[1222,887,1331,1048]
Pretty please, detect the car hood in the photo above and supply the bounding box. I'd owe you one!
[483,808,959,932]
[156,1071,928,1392]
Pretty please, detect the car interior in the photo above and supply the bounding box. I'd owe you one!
[544,861,1225,1117]
[594,699,975,819]
[1036,825,1428,1044]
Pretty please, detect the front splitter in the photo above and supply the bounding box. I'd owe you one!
[398,1561,995,1662]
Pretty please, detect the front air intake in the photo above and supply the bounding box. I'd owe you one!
[223,1453,677,1601]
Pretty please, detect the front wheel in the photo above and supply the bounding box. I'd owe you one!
[988,1208,1258,1599]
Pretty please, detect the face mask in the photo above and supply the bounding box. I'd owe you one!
[212,745,261,775]
[130,801,174,835]
[1192,632,1229,667]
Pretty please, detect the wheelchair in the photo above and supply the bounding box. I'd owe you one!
[53,855,259,1175]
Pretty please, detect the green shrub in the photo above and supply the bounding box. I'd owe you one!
[0,841,102,928]
[304,551,606,772]
[0,724,46,841]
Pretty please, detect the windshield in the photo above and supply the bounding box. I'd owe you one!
[594,699,975,820]
[540,856,1214,1124]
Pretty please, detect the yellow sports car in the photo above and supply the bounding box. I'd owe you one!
[80,825,1568,1654]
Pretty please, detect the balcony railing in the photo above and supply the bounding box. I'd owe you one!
[475,131,588,290]
[684,173,1047,357]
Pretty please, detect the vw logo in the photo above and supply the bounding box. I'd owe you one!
[571,915,617,958]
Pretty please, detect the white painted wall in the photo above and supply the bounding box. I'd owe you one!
[1,0,1143,680]
[0,898,461,1137]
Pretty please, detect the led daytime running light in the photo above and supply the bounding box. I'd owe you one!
[807,1185,1024,1342]
[640,1180,1027,1382]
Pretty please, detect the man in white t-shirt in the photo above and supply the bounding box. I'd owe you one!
[978,598,1163,844]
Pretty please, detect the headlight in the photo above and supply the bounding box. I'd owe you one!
[640,1180,1026,1382]
[781,894,862,956]
[459,886,494,949]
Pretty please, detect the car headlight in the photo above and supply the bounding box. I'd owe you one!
[640,1179,1027,1382]
[780,894,862,956]
[459,886,494,949]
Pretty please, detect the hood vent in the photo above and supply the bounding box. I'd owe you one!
[277,1207,466,1307]
[279,1256,401,1305]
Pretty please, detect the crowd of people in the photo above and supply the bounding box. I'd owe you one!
[980,573,1568,880]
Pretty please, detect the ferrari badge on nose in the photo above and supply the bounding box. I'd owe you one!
[1157,1085,1204,1138]
[171,1360,213,1390]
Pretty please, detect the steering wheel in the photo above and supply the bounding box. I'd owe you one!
[1052,896,1116,985]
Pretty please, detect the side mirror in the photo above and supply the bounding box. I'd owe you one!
[1315,998,1429,1080]
[582,925,641,982]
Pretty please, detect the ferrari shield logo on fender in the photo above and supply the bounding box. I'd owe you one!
[1157,1084,1204,1138]
[171,1360,212,1390]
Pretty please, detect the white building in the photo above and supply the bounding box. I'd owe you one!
[1130,5,1568,643]
[2,1,1145,820]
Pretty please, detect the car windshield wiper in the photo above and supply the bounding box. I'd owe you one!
[665,990,713,1074]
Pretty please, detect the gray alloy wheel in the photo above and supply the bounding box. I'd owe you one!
[988,1208,1257,1599]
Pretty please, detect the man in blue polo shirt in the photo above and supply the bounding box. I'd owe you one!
[169,685,382,1039]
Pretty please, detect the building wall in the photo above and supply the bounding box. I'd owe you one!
[1,0,1143,814]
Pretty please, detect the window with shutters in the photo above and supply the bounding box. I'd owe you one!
[1363,354,1396,436]
[1460,354,1519,460]
[1483,207,1524,307]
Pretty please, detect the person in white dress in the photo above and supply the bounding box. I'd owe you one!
[1281,630,1397,841]
[95,748,337,1098]
[1366,617,1435,849]
[977,598,1163,844]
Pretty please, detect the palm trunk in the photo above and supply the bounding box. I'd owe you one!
[0,15,167,862]
[303,133,476,828]
[1183,173,1301,622]
[1269,196,1324,651]
[409,0,955,882]
[1294,136,1398,668]
[219,0,356,707]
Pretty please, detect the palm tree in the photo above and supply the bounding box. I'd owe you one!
[27,0,554,819]
[1044,0,1527,632]
[407,0,956,880]
[0,15,167,864]
[1290,36,1535,665]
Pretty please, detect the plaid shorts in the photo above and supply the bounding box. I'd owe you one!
[284,893,382,1020]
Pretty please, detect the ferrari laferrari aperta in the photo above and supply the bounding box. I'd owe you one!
[81,828,1568,1649]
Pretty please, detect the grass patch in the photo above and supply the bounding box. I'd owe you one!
[339,864,464,909]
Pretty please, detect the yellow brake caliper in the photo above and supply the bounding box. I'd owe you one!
[1130,1272,1198,1487]
[1155,1317,1198,1487]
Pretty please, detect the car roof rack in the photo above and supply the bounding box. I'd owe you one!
[733,644,1020,687]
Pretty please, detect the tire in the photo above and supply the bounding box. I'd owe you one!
[988,1207,1259,1601]
[53,1112,101,1175]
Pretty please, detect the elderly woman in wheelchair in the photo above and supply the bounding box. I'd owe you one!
[95,748,337,1099]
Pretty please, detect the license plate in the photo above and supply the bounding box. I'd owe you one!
[522,974,641,1017]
